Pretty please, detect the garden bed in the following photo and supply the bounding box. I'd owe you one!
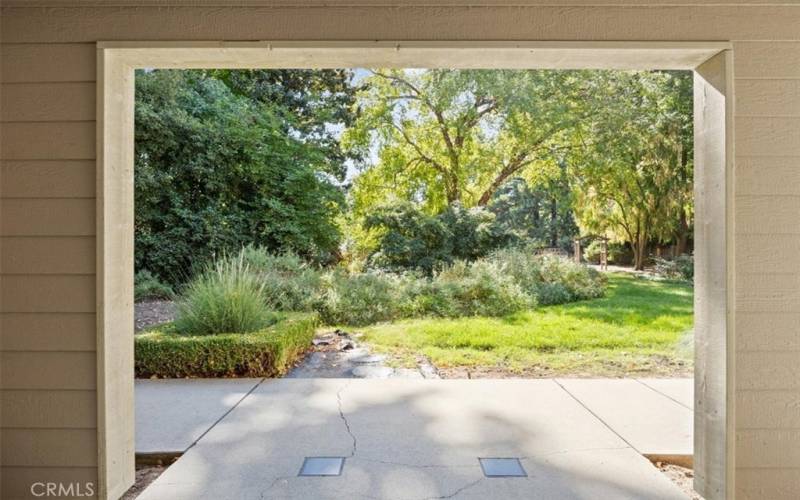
[135,312,318,378]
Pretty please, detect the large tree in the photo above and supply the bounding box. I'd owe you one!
[345,69,586,215]
[208,69,360,181]
[570,71,693,270]
[134,70,351,283]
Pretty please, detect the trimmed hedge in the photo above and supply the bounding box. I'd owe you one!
[135,312,317,378]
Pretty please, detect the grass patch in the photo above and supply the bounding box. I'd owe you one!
[360,273,693,377]
[135,312,317,378]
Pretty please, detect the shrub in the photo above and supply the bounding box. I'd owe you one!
[240,246,322,311]
[173,253,271,335]
[135,312,317,377]
[654,255,694,282]
[433,260,534,317]
[134,269,175,301]
[364,202,514,274]
[488,247,606,305]
[534,282,574,306]
[398,276,460,319]
[316,270,404,326]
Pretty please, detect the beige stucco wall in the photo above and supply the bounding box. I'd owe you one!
[1,2,799,499]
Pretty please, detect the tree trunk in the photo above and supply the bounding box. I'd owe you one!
[632,234,647,271]
[675,210,690,256]
[549,197,558,247]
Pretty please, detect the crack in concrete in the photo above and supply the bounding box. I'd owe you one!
[337,380,357,457]
[263,474,293,496]
[422,477,485,500]
[354,477,485,500]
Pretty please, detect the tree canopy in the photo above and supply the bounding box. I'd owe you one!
[134,69,358,282]
[134,67,694,278]
[569,70,693,269]
[344,69,586,215]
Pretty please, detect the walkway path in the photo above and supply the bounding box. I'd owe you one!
[286,328,440,379]
[136,378,692,499]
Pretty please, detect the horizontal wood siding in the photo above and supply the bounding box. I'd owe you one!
[1,161,96,198]
[733,40,800,499]
[1,82,96,121]
[0,122,96,160]
[1,313,97,351]
[1,465,98,500]
[0,38,101,497]
[1,237,95,274]
[1,6,800,43]
[1,199,96,236]
[0,351,97,390]
[1,43,96,83]
[1,429,98,467]
[1,390,97,428]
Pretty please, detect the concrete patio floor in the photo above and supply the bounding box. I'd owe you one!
[136,378,692,499]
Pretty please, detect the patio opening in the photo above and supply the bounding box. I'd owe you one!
[97,43,731,500]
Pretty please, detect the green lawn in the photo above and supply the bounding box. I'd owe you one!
[360,273,694,377]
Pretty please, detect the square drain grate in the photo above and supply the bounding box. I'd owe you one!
[479,458,527,478]
[298,457,345,477]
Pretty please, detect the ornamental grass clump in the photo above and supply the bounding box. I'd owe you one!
[173,253,271,335]
[240,245,322,312]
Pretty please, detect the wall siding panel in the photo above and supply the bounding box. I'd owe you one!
[0,313,97,351]
[0,275,96,313]
[734,195,800,235]
[736,391,800,429]
[0,351,97,390]
[0,199,96,236]
[735,117,800,157]
[1,82,96,122]
[0,160,96,198]
[1,466,98,500]
[734,42,800,79]
[0,122,95,160]
[735,80,800,117]
[1,390,97,429]
[2,6,800,44]
[736,312,800,351]
[734,156,800,196]
[0,43,96,83]
[0,429,98,467]
[1,237,96,274]
[736,430,800,468]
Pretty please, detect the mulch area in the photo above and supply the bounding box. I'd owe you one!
[655,462,704,500]
[120,465,167,500]
[135,300,177,332]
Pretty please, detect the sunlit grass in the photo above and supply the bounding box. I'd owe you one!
[360,273,694,376]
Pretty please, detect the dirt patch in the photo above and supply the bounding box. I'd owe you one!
[435,357,693,379]
[655,462,704,500]
[120,465,167,499]
[135,300,177,332]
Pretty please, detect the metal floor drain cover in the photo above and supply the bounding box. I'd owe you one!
[299,457,345,476]
[479,458,527,477]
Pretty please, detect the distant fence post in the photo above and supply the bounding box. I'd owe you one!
[600,238,608,270]
[574,239,581,264]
